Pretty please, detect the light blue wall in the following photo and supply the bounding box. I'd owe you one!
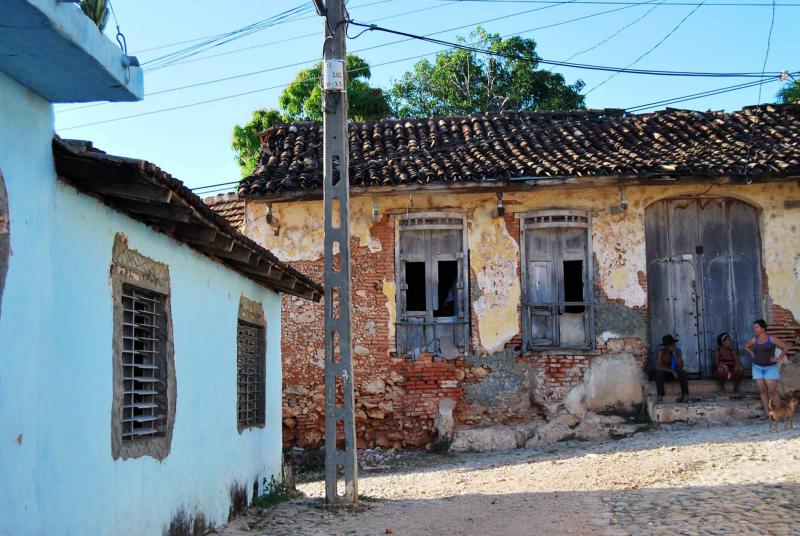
[0,70,283,535]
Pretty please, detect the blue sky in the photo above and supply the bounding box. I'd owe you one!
[54,0,799,191]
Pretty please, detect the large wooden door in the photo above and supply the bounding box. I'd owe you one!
[645,198,762,376]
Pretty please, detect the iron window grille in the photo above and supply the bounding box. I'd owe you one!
[237,321,265,430]
[121,284,167,440]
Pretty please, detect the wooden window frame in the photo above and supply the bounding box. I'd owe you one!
[394,211,470,359]
[518,210,595,351]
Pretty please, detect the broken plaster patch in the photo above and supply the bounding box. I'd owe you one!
[468,207,520,353]
[382,278,396,341]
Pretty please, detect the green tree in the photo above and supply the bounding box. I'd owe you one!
[778,79,800,104]
[232,55,391,175]
[232,108,285,177]
[280,55,391,121]
[389,27,585,117]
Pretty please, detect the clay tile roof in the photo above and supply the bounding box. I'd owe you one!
[238,105,800,199]
[53,138,322,302]
[204,192,245,230]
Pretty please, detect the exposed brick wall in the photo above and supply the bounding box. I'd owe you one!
[279,210,649,449]
[769,304,800,359]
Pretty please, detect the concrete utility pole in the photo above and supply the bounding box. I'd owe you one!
[315,0,358,505]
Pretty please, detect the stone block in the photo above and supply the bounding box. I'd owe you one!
[450,425,517,453]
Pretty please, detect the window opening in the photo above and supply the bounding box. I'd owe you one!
[563,260,585,313]
[237,320,265,430]
[404,262,427,312]
[121,285,167,440]
[434,260,458,317]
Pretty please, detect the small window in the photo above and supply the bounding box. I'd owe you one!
[521,211,593,349]
[111,235,174,461]
[563,260,585,314]
[121,285,168,440]
[404,262,427,312]
[237,320,265,430]
[434,260,458,318]
[396,213,469,358]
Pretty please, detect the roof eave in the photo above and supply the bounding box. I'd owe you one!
[53,138,322,302]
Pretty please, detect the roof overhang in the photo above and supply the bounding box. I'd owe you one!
[0,0,143,102]
[54,138,322,302]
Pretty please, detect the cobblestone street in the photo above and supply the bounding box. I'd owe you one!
[221,422,800,535]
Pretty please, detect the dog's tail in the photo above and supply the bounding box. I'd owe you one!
[769,397,774,410]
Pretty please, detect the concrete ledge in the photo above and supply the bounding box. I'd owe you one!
[0,0,143,102]
[648,395,763,425]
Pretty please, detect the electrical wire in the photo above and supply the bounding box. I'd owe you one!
[563,0,666,61]
[585,0,707,93]
[625,73,792,111]
[131,0,395,57]
[150,1,461,71]
[57,0,580,114]
[744,0,777,182]
[424,0,799,5]
[348,21,781,78]
[142,4,313,71]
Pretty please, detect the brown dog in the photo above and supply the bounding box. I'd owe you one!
[768,397,799,432]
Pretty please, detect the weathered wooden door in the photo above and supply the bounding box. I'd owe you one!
[645,198,762,376]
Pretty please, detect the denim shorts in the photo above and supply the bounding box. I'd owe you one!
[752,363,780,381]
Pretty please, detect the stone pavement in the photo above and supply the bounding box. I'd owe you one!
[220,422,800,535]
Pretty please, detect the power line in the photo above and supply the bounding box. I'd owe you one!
[585,0,707,93]
[349,21,781,78]
[424,0,799,5]
[744,0,777,182]
[563,0,666,61]
[625,74,791,111]
[142,4,313,71]
[57,0,577,114]
[59,13,787,130]
[131,0,393,56]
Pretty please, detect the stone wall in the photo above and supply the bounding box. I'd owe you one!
[244,182,800,448]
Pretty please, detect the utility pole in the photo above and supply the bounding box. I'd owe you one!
[315,0,358,505]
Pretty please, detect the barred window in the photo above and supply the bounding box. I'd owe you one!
[121,285,168,440]
[237,321,265,430]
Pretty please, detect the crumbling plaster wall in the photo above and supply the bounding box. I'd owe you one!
[246,180,800,447]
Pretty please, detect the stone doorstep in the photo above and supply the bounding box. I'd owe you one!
[646,379,759,397]
[647,394,764,425]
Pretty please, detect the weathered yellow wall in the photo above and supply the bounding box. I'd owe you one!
[245,180,800,353]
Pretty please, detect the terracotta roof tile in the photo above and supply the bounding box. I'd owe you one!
[204,192,245,230]
[239,105,800,198]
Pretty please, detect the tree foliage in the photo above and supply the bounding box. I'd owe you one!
[232,108,285,177]
[388,28,585,117]
[778,79,800,104]
[280,55,391,121]
[232,55,390,175]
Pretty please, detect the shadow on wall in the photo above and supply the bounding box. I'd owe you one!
[0,169,8,319]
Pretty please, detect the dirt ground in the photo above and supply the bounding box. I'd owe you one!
[220,422,800,536]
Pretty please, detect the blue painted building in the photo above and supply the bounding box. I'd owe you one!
[0,2,322,534]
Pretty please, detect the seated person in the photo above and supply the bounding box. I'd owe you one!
[655,334,689,402]
[712,332,743,392]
